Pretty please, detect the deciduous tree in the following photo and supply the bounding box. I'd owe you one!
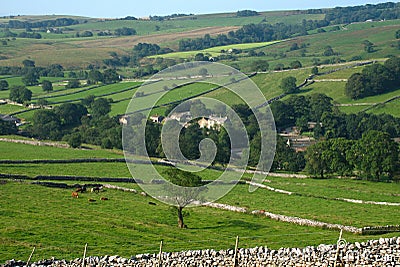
[280,76,298,94]
[162,168,204,228]
[9,86,32,104]
[41,80,53,92]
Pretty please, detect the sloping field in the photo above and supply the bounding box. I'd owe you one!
[73,26,240,49]
[149,41,281,59]
[38,82,140,104]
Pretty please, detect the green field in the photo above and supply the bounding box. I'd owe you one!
[1,9,400,263]
[66,13,324,37]
[0,104,26,115]
[226,19,400,73]
[35,82,140,104]
[0,140,122,160]
[367,98,400,117]
[150,41,281,59]
[0,180,357,262]
[0,140,399,261]
[0,11,324,68]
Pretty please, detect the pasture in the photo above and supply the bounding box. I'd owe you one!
[0,11,323,68]
[36,82,141,104]
[150,41,281,60]
[0,140,123,160]
[0,155,399,262]
[0,104,26,115]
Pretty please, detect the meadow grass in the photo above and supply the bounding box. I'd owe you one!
[367,98,400,117]
[119,82,220,116]
[110,99,131,116]
[0,104,26,115]
[0,141,122,160]
[0,141,399,261]
[338,105,370,114]
[154,83,216,105]
[71,13,324,36]
[150,41,280,59]
[15,109,36,122]
[40,82,140,104]
[220,184,400,228]
[0,178,398,262]
[0,180,354,262]
[264,175,400,204]
[202,69,312,106]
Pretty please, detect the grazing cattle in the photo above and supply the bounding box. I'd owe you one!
[75,186,86,193]
[100,197,109,201]
[91,186,101,193]
[148,202,157,206]
[140,192,147,197]
[71,192,79,198]
[88,198,96,202]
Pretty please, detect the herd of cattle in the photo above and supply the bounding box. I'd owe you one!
[71,186,109,202]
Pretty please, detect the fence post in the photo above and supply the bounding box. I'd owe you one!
[82,243,88,267]
[158,241,163,267]
[233,236,239,267]
[334,229,343,267]
[25,246,36,267]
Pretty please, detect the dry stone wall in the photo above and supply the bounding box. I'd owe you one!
[4,237,400,267]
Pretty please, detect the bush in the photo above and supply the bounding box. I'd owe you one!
[65,79,80,89]
[101,138,113,149]
[67,133,82,148]
[280,76,298,94]
[0,80,9,90]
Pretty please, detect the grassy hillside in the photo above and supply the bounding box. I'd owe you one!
[0,140,399,261]
[0,11,324,68]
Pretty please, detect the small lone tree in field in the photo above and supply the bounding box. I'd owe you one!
[163,168,204,228]
[396,29,400,39]
[0,80,9,90]
[42,80,53,92]
[65,79,80,89]
[280,76,298,94]
[9,86,32,104]
[311,66,319,75]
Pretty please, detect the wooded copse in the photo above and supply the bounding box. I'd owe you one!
[345,57,400,99]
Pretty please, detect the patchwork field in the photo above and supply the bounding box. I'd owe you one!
[1,7,400,264]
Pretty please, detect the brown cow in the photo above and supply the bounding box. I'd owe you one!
[71,192,79,198]
[88,198,96,202]
[100,197,109,201]
[75,186,87,193]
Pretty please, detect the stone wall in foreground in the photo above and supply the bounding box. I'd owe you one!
[4,237,400,267]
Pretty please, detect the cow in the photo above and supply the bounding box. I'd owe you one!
[71,192,79,198]
[100,197,109,201]
[88,198,96,202]
[148,202,157,206]
[75,186,86,193]
[91,186,102,193]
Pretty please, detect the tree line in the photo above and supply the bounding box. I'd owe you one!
[178,2,400,52]
[26,96,122,149]
[0,18,80,29]
[2,28,42,39]
[270,92,399,180]
[324,2,400,24]
[345,57,400,99]
[306,131,398,181]
[271,93,400,139]
[0,60,64,77]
